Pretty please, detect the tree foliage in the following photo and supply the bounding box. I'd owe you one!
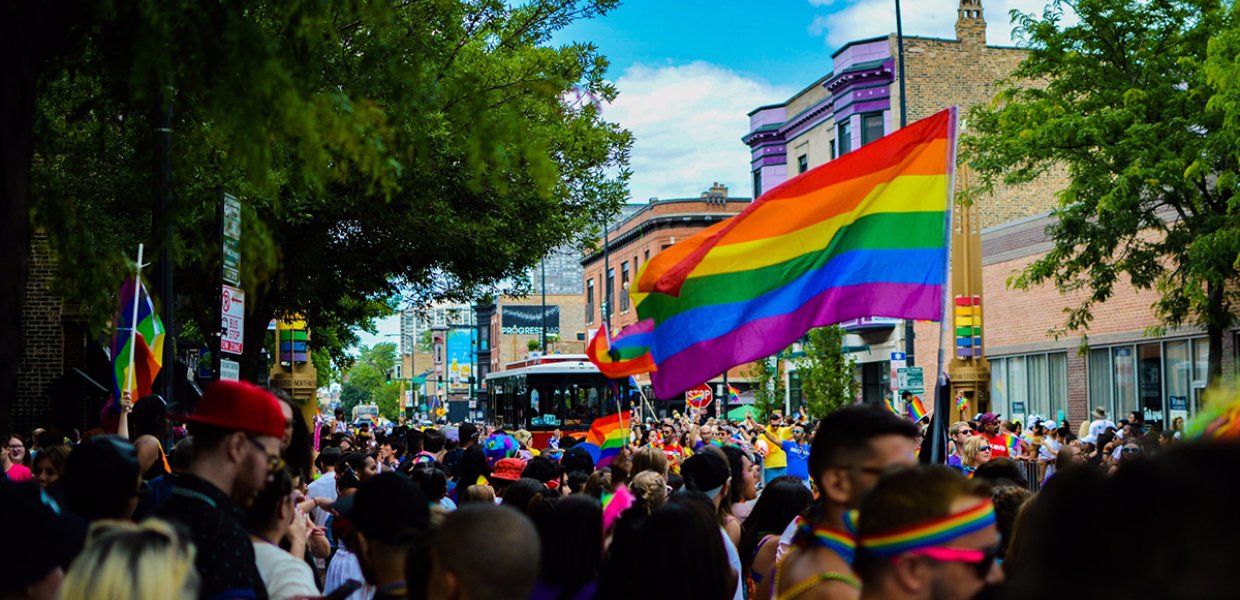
[795,326,858,420]
[29,0,632,383]
[965,0,1239,384]
[746,356,785,420]
[339,342,401,421]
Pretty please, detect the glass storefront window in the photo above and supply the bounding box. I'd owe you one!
[990,357,1007,417]
[1008,356,1028,424]
[1049,353,1067,422]
[1026,354,1048,419]
[1112,346,1137,417]
[1164,340,1190,431]
[1137,343,1163,428]
[1088,348,1111,414]
[1192,338,1209,384]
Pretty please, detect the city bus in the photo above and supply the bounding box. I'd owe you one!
[352,404,379,426]
[485,354,638,448]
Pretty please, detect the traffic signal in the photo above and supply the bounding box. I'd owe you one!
[954,295,982,359]
[385,369,393,385]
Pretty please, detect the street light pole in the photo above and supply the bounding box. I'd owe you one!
[895,0,915,368]
[541,257,548,353]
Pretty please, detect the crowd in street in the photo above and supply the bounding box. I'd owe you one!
[3,380,1239,600]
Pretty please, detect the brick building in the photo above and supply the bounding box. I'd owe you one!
[581,183,753,404]
[743,0,1068,407]
[485,294,587,374]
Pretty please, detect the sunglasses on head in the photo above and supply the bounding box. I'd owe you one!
[901,544,1000,579]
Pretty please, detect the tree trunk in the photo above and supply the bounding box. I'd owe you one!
[1206,281,1225,388]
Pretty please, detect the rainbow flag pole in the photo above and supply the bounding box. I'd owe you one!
[125,244,146,398]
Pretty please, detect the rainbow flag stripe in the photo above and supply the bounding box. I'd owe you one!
[587,322,657,379]
[908,395,928,421]
[111,277,166,405]
[632,109,956,398]
[585,410,631,467]
[859,500,995,557]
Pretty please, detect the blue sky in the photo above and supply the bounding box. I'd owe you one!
[355,0,1053,349]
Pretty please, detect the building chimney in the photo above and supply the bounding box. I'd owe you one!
[956,0,986,46]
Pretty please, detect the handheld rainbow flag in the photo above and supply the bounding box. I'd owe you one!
[885,397,902,417]
[955,392,968,414]
[586,321,657,379]
[111,274,166,405]
[579,410,631,468]
[727,384,742,405]
[631,109,956,398]
[1006,433,1020,455]
[907,395,928,421]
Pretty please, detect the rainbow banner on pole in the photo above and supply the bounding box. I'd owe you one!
[632,109,957,398]
[111,277,166,404]
[586,321,657,379]
[578,410,631,468]
[907,395,928,421]
[727,384,742,405]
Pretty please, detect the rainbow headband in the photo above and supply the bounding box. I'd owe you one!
[858,500,995,557]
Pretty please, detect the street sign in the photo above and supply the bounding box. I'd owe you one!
[897,367,925,395]
[222,194,242,286]
[221,284,245,355]
[686,384,712,409]
[890,353,907,392]
[220,358,240,381]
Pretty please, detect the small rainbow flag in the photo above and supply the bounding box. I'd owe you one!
[632,109,956,398]
[885,397,901,416]
[907,395,928,421]
[955,393,968,414]
[1006,433,1020,455]
[727,384,742,405]
[587,322,657,379]
[111,277,166,406]
[582,410,631,467]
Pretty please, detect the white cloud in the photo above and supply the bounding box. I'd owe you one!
[605,62,795,202]
[811,0,1075,49]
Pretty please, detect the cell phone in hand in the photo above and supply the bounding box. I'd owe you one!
[323,579,362,600]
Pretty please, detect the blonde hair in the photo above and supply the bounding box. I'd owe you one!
[59,519,198,600]
[962,435,991,467]
[629,470,668,515]
[459,484,496,506]
[630,445,669,477]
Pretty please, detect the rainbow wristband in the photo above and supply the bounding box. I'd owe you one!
[857,500,995,557]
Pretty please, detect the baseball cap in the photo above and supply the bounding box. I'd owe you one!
[0,482,87,596]
[979,412,1001,424]
[183,380,285,439]
[490,457,526,482]
[680,453,731,500]
[339,473,429,545]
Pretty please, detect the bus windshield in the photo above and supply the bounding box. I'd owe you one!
[490,372,629,430]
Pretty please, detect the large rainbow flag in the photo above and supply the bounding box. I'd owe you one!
[111,277,166,404]
[578,410,631,468]
[586,321,657,379]
[632,109,956,398]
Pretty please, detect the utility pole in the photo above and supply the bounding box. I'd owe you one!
[155,88,175,406]
[895,0,915,367]
[603,220,613,332]
[540,257,548,353]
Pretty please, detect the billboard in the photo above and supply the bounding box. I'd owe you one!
[446,328,476,394]
[501,305,560,335]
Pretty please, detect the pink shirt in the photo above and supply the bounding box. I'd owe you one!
[5,464,32,482]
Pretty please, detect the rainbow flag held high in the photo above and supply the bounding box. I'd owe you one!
[586,321,657,379]
[885,397,902,417]
[631,109,957,398]
[907,395,928,421]
[955,393,969,414]
[111,277,166,406]
[579,410,631,468]
[727,384,742,405]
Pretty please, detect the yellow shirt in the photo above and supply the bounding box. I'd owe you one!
[764,425,791,469]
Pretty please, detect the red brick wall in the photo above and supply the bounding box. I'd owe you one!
[14,233,64,434]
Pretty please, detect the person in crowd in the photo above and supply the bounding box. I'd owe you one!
[680,452,744,599]
[773,405,920,600]
[338,473,429,600]
[423,428,448,464]
[1107,439,1143,475]
[656,420,686,472]
[378,435,405,472]
[31,444,69,491]
[972,458,1027,489]
[457,484,496,506]
[530,495,603,600]
[854,466,1003,600]
[627,470,668,516]
[62,435,143,522]
[444,423,478,478]
[760,412,790,484]
[410,466,456,511]
[958,435,992,478]
[522,456,566,496]
[753,414,812,486]
[3,434,32,482]
[0,481,87,600]
[245,469,318,600]
[426,504,541,600]
[308,447,341,525]
[630,445,669,478]
[991,484,1032,562]
[740,476,812,600]
[501,478,548,514]
[721,446,758,543]
[947,422,974,469]
[977,413,1010,459]
[488,457,526,499]
[1087,407,1116,440]
[58,519,196,600]
[155,380,286,600]
[602,492,735,599]
[513,429,537,460]
[342,451,378,482]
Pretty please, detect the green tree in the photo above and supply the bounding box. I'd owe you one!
[5,0,631,427]
[796,326,857,419]
[746,356,786,420]
[965,0,1238,385]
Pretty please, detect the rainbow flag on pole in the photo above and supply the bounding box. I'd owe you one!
[586,321,657,379]
[727,384,742,405]
[631,109,957,398]
[111,276,166,404]
[907,395,928,421]
[580,410,631,467]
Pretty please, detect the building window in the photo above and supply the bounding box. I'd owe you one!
[752,170,762,198]
[644,249,650,262]
[1112,346,1137,419]
[838,120,853,155]
[990,352,1068,424]
[605,268,615,322]
[861,113,884,146]
[1088,338,1208,428]
[830,139,837,160]
[797,154,808,174]
[620,262,630,313]
[586,278,595,324]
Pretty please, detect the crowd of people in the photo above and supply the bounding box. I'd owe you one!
[3,380,1239,600]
